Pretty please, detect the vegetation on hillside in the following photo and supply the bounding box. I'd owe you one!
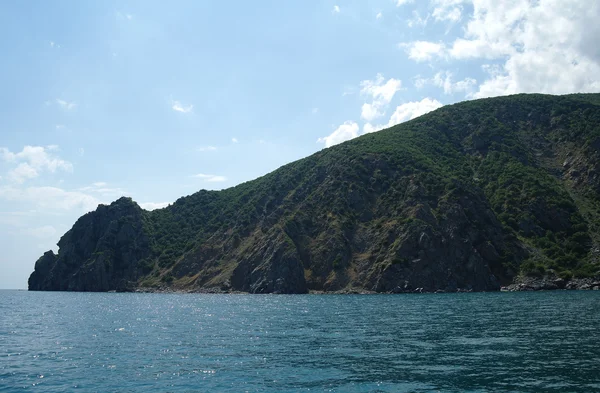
[30,93,600,292]
[140,94,600,282]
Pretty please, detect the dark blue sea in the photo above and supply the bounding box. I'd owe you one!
[1,291,600,392]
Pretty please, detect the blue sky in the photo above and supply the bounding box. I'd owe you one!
[1,0,599,289]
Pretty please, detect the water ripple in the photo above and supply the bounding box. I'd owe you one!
[1,291,599,392]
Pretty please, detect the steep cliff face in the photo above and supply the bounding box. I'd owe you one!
[29,93,600,293]
[28,197,150,291]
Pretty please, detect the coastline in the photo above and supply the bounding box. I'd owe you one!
[123,277,600,295]
[501,277,600,292]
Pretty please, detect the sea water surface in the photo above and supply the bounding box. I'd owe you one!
[1,290,599,392]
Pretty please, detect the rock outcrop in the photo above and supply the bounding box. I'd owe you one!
[28,197,150,291]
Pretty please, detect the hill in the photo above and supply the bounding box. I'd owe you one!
[28,93,600,293]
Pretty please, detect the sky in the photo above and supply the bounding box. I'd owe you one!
[1,0,599,289]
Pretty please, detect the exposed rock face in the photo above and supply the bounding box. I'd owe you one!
[230,230,308,294]
[28,197,150,291]
[28,93,600,293]
[503,276,600,291]
[366,185,510,293]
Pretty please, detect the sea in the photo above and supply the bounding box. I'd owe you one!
[1,290,599,392]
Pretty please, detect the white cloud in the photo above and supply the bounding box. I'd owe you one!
[172,100,193,113]
[397,0,413,5]
[400,41,445,62]
[359,74,402,121]
[407,11,428,27]
[193,173,227,182]
[472,1,600,97]
[413,75,428,89]
[332,5,340,13]
[363,123,385,134]
[9,163,38,183]
[231,137,239,143]
[55,124,65,130]
[376,12,383,19]
[408,0,600,97]
[0,186,99,212]
[363,98,444,135]
[55,99,76,110]
[312,107,319,114]
[317,121,359,148]
[431,0,466,22]
[140,202,170,211]
[431,71,477,95]
[387,98,444,125]
[197,146,217,152]
[0,145,73,183]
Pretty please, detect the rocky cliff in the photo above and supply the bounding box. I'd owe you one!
[29,93,600,293]
[28,198,149,291]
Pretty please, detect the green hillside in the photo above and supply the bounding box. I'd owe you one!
[29,93,600,293]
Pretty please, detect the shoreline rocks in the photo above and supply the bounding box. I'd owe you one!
[502,276,600,291]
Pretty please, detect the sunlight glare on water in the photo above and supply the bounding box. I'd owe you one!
[1,291,600,392]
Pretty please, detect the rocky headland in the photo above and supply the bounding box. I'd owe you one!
[29,93,600,293]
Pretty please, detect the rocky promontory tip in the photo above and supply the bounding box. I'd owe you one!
[29,93,600,293]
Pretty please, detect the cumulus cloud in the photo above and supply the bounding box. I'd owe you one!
[400,41,445,62]
[140,202,170,211]
[387,98,444,125]
[416,71,477,95]
[9,163,38,183]
[402,1,600,97]
[317,121,359,148]
[193,173,227,182]
[231,137,239,143]
[332,5,340,13]
[359,74,402,121]
[0,145,73,183]
[470,1,600,97]
[364,98,444,134]
[431,0,466,22]
[397,0,414,5]
[433,72,477,95]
